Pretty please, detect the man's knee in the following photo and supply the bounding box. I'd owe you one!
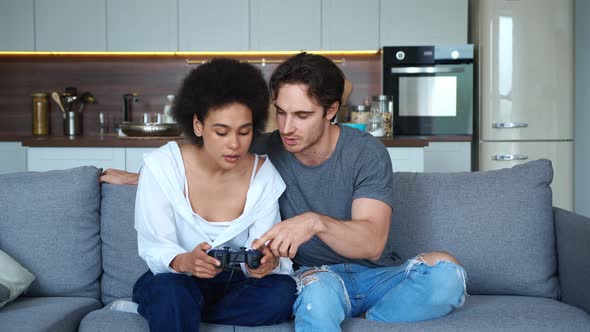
[294,269,349,317]
[420,251,460,266]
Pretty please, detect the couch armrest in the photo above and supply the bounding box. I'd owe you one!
[554,207,590,314]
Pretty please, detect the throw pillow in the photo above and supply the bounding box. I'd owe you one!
[0,250,36,308]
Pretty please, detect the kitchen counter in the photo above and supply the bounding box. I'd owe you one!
[16,134,434,148]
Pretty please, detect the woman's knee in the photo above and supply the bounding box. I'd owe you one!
[260,274,297,311]
[134,272,203,307]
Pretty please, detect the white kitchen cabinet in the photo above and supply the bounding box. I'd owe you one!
[179,0,249,51]
[322,0,379,50]
[125,148,156,173]
[424,142,471,173]
[35,0,107,51]
[27,147,125,172]
[0,0,34,51]
[380,0,468,46]
[250,0,321,51]
[387,147,424,172]
[0,142,27,174]
[107,0,177,51]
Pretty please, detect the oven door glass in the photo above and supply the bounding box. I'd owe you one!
[388,63,473,135]
[399,76,457,117]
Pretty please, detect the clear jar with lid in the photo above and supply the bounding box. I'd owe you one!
[349,104,370,124]
[366,114,384,137]
[32,93,50,136]
[371,95,393,137]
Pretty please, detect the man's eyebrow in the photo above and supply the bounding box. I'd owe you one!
[273,104,313,114]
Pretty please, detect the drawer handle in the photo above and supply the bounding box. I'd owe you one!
[492,154,529,161]
[492,122,528,129]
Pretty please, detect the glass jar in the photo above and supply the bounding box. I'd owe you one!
[371,95,393,137]
[32,93,49,136]
[366,114,384,137]
[350,104,370,124]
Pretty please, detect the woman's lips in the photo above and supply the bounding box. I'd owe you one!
[223,155,239,163]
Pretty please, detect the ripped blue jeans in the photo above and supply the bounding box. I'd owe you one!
[293,257,467,331]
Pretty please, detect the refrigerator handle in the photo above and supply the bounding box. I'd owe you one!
[492,122,528,129]
[492,154,529,161]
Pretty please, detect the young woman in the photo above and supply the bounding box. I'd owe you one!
[131,58,296,331]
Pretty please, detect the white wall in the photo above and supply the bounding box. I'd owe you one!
[575,0,590,217]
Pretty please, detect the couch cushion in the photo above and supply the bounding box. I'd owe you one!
[0,296,102,332]
[389,159,559,298]
[233,296,590,331]
[100,184,148,304]
[79,306,233,332]
[0,166,102,298]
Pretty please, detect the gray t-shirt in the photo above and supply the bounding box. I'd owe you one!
[251,125,402,268]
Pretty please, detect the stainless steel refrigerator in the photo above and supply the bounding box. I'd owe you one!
[471,0,574,210]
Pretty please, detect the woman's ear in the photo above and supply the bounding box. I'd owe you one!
[193,115,203,137]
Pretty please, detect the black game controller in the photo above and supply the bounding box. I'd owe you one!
[208,246,262,270]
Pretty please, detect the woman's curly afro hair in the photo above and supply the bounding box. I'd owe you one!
[173,58,269,145]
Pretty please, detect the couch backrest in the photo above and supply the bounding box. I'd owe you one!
[99,159,561,302]
[389,159,559,298]
[0,166,102,299]
[99,183,147,304]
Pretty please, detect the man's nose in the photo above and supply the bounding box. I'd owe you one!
[282,115,295,134]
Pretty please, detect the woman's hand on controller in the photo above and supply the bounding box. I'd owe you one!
[170,242,222,279]
[247,244,279,279]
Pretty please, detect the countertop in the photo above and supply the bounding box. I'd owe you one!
[15,135,431,148]
[2,134,473,148]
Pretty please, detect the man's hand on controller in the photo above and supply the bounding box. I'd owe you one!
[252,212,321,259]
[247,244,279,279]
[170,242,222,279]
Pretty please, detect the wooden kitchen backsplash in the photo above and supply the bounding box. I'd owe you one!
[0,55,380,137]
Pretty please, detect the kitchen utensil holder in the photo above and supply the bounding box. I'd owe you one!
[64,111,82,136]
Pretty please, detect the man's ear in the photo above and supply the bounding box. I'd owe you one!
[325,101,340,121]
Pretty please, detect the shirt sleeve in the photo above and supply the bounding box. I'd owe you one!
[134,163,187,275]
[352,140,395,209]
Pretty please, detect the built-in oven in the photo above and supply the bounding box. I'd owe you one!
[382,45,474,136]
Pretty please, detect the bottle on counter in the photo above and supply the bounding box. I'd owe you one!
[162,95,175,123]
[32,93,50,136]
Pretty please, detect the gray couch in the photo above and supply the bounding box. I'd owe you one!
[0,160,589,331]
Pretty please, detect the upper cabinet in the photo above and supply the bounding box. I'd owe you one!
[179,0,249,51]
[322,0,379,50]
[35,0,107,51]
[380,0,468,46]
[250,0,321,51]
[1,0,469,52]
[107,0,178,51]
[0,0,34,51]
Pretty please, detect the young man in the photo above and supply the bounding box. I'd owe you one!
[101,53,467,330]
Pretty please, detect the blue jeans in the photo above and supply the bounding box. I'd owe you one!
[132,270,296,332]
[293,258,467,331]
